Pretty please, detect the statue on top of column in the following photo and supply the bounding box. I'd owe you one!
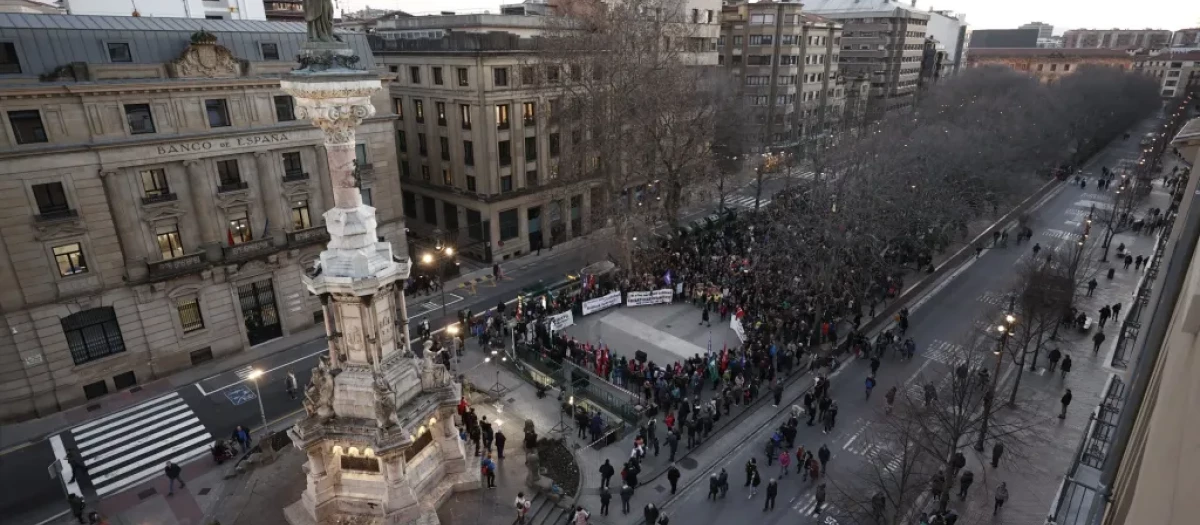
[303,0,339,43]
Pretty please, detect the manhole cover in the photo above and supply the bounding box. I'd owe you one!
[654,485,667,493]
[678,458,699,470]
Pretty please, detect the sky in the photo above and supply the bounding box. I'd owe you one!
[334,0,1200,33]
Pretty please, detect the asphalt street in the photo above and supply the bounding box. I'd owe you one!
[653,124,1157,525]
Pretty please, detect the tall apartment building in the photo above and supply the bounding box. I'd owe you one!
[60,0,268,19]
[718,2,847,149]
[1019,21,1054,40]
[1134,51,1200,98]
[1063,28,1173,50]
[925,9,967,75]
[1174,28,1200,48]
[799,0,929,114]
[0,15,401,421]
[263,0,303,21]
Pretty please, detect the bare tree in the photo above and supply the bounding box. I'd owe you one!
[826,413,938,525]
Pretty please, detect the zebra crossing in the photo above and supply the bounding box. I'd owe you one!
[791,492,838,518]
[68,391,212,497]
[923,339,966,366]
[976,290,1010,307]
[724,195,773,210]
[1042,228,1082,241]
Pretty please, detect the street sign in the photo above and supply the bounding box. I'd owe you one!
[225,385,256,406]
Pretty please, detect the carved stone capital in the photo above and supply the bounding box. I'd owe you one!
[294,101,376,146]
[280,77,382,146]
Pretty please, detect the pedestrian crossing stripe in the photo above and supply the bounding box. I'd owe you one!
[975,290,1008,307]
[923,340,965,366]
[69,391,212,497]
[233,365,255,380]
[792,494,836,516]
[724,196,773,209]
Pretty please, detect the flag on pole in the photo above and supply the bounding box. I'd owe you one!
[707,329,712,356]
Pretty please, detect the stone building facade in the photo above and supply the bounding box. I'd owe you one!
[965,48,1134,82]
[1063,28,1173,50]
[1134,51,1200,98]
[0,15,402,422]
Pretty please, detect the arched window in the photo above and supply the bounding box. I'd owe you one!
[62,307,126,365]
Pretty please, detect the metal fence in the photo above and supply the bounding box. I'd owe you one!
[1112,207,1173,368]
[1080,374,1126,469]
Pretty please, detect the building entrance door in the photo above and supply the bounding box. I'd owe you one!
[238,279,282,346]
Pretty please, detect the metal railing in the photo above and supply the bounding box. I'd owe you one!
[287,226,329,247]
[147,252,207,280]
[1080,374,1126,469]
[223,238,275,261]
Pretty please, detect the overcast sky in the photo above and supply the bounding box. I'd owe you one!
[334,0,1200,33]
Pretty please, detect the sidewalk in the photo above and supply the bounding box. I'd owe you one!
[935,141,1179,524]
[0,241,593,454]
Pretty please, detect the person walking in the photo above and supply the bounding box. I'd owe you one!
[778,448,791,477]
[991,442,1005,468]
[481,417,495,453]
[994,482,1009,515]
[1061,355,1073,379]
[67,493,86,524]
[807,455,820,482]
[1124,254,1134,270]
[495,430,507,459]
[958,470,974,500]
[1048,348,1062,372]
[1112,302,1122,320]
[285,369,298,400]
[620,484,634,514]
[667,464,681,494]
[772,382,783,407]
[1093,331,1106,354]
[1099,306,1111,329]
[707,473,721,501]
[700,306,711,328]
[1060,389,1073,419]
[818,444,831,473]
[666,430,679,462]
[749,469,762,498]
[66,447,87,485]
[644,503,659,525]
[599,488,611,516]
[813,483,827,514]
[744,458,758,487]
[231,425,251,454]
[763,478,778,511]
[599,459,615,490]
[573,506,590,525]
[164,461,186,496]
[481,455,497,488]
[1087,278,1098,297]
[515,492,532,524]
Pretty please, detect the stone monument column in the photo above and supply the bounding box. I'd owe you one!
[282,28,476,525]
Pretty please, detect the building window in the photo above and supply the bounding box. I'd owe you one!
[62,307,126,366]
[460,104,472,129]
[410,66,421,84]
[415,100,425,123]
[464,140,475,166]
[496,104,510,130]
[436,102,447,126]
[525,136,537,161]
[526,170,538,187]
[466,175,477,192]
[467,209,483,239]
[747,55,772,66]
[282,151,304,178]
[274,95,296,121]
[0,42,20,74]
[360,188,372,206]
[1064,64,1072,71]
[522,102,536,126]
[421,165,430,181]
[124,104,156,134]
[457,67,469,86]
[33,182,70,216]
[418,133,428,156]
[403,190,417,219]
[749,35,774,46]
[228,210,252,244]
[53,243,88,276]
[444,202,459,230]
[422,196,437,225]
[521,66,536,85]
[494,67,509,87]
[177,298,205,332]
[394,98,404,120]
[499,140,512,166]
[501,175,513,193]
[442,168,453,186]
[733,36,743,46]
[549,99,562,122]
[401,161,411,178]
[397,130,407,153]
[549,133,560,157]
[291,199,311,230]
[440,136,450,161]
[205,99,231,127]
[355,143,368,167]
[433,66,444,85]
[140,168,170,198]
[156,225,184,259]
[499,209,518,240]
[107,42,132,63]
[260,42,280,60]
[546,66,560,83]
[217,159,242,187]
[8,110,47,144]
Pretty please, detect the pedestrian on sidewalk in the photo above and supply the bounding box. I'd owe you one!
[1033,243,1041,257]
[1087,278,1098,296]
[763,478,778,511]
[1099,305,1111,328]
[814,483,827,514]
[599,488,611,516]
[991,442,1005,468]
[515,492,531,524]
[66,447,87,485]
[994,482,1009,515]
[620,484,634,514]
[666,430,679,461]
[599,459,614,489]
[574,506,590,525]
[708,473,721,500]
[481,454,497,488]
[744,458,758,487]
[772,382,783,407]
[1124,254,1134,269]
[1113,302,1123,321]
[958,470,974,500]
[667,464,681,494]
[67,493,86,524]
[231,425,251,454]
[1135,255,1144,270]
[749,469,762,497]
[1093,331,1107,354]
[164,461,186,496]
[481,416,495,452]
[1061,355,1073,379]
[285,369,298,400]
[818,444,831,473]
[1060,389,1073,419]
[1048,348,1062,372]
[495,430,507,459]
[644,503,659,525]
[779,449,791,477]
[700,306,711,328]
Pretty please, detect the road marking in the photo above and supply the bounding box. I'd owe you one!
[49,434,81,498]
[196,347,326,396]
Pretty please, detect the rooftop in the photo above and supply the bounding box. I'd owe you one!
[967,48,1134,58]
[1136,51,1200,61]
[796,0,931,19]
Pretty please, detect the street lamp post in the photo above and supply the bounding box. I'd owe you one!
[422,231,456,318]
[247,369,269,433]
[976,314,1015,451]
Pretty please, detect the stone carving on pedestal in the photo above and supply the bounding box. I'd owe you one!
[372,375,399,430]
[302,355,336,422]
[169,31,246,79]
[33,220,88,242]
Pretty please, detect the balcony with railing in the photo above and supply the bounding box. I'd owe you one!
[287,226,330,247]
[141,193,178,205]
[223,238,275,261]
[217,181,249,193]
[35,207,78,222]
[147,252,208,280]
[282,171,310,182]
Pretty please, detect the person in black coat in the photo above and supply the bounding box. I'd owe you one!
[599,459,615,490]
[495,430,507,459]
[667,464,681,494]
[763,479,778,511]
[599,488,612,516]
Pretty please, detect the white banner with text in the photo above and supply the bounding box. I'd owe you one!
[548,311,575,332]
[582,291,623,316]
[625,289,675,308]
